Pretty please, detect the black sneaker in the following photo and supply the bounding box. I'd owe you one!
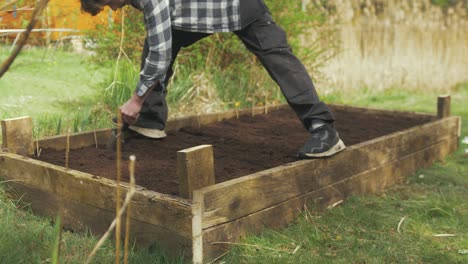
[297,123,346,158]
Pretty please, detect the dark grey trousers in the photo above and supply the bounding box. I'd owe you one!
[137,12,334,131]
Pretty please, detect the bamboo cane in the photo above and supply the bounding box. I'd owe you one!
[124,155,136,264]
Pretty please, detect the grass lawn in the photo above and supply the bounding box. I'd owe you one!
[0,45,110,139]
[0,48,467,263]
[0,46,107,118]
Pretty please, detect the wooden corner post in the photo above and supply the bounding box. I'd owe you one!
[1,116,34,156]
[177,145,215,199]
[437,95,451,119]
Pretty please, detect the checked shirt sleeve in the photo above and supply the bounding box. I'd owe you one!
[135,0,172,96]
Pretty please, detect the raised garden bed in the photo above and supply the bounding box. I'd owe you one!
[0,97,460,263]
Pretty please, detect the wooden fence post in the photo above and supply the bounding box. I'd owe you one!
[437,95,451,119]
[177,145,215,199]
[1,116,34,156]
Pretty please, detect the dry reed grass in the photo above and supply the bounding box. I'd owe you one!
[307,0,468,94]
[168,71,225,119]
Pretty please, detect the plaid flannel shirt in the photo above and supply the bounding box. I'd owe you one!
[132,0,241,96]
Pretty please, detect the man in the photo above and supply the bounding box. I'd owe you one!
[80,0,345,158]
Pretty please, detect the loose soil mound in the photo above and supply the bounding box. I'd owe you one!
[36,107,432,196]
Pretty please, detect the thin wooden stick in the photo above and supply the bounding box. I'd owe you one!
[115,112,123,264]
[93,130,98,148]
[0,28,79,34]
[65,128,70,170]
[112,6,127,87]
[251,98,255,117]
[265,94,268,114]
[235,102,240,119]
[35,137,41,157]
[114,9,127,262]
[0,0,49,78]
[124,155,136,264]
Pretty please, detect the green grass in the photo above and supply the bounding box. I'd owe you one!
[223,173,467,263]
[0,45,111,138]
[0,46,106,118]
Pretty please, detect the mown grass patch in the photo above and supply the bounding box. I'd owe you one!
[0,46,111,139]
[0,46,106,118]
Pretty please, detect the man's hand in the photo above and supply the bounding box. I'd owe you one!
[120,93,144,125]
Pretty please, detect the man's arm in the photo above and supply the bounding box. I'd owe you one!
[120,0,172,124]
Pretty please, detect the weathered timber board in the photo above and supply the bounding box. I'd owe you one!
[0,154,192,238]
[201,135,459,259]
[198,116,460,228]
[165,105,279,132]
[34,104,433,152]
[5,181,192,255]
[178,145,216,199]
[331,104,435,121]
[1,116,34,155]
[37,128,112,151]
[36,105,288,151]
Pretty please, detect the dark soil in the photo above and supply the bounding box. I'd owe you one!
[36,107,432,196]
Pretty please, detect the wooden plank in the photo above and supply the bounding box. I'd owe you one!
[37,129,112,151]
[178,145,215,199]
[201,136,459,260]
[330,104,436,121]
[198,117,460,228]
[33,103,431,153]
[165,104,289,132]
[437,95,451,118]
[5,181,192,256]
[0,153,193,237]
[1,116,34,155]
[36,105,290,151]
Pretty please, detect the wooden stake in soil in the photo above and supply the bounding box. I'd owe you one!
[115,112,123,264]
[252,98,255,117]
[235,102,240,119]
[437,95,451,119]
[35,137,41,157]
[177,145,215,199]
[1,116,34,156]
[65,128,70,170]
[93,130,98,148]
